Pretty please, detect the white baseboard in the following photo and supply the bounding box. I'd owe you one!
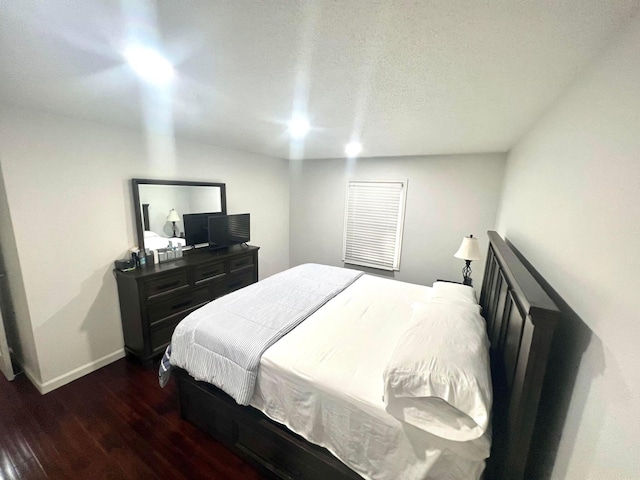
[24,349,126,394]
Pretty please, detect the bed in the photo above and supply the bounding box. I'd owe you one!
[143,230,186,251]
[167,231,560,480]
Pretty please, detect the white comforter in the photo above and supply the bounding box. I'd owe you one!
[170,264,363,404]
[251,274,490,480]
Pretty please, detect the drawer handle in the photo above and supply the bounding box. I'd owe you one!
[171,300,193,310]
[201,270,221,277]
[156,280,181,290]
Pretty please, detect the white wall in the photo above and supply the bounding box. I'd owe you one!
[0,106,290,392]
[496,13,640,479]
[289,154,506,286]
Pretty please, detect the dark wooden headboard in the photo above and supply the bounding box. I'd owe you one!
[480,231,560,479]
[142,204,150,231]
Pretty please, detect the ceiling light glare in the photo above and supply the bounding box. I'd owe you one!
[345,141,363,158]
[125,46,174,84]
[288,118,311,138]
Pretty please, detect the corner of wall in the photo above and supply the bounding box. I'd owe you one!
[0,146,42,385]
[25,348,125,395]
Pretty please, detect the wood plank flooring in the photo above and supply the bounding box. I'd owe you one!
[0,359,263,479]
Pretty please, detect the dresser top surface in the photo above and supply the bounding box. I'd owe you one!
[115,245,259,280]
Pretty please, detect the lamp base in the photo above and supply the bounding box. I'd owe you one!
[462,260,473,286]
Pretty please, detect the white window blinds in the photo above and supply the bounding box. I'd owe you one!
[343,180,407,271]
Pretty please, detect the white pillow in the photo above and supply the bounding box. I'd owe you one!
[431,281,477,304]
[383,302,492,441]
[429,297,482,314]
[144,230,160,238]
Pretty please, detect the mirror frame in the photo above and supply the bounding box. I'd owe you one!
[132,178,227,253]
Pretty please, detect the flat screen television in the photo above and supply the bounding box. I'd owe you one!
[183,212,220,247]
[208,213,250,250]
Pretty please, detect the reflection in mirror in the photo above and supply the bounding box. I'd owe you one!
[132,179,227,252]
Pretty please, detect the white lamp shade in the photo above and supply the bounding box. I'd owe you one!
[166,209,180,222]
[454,235,482,261]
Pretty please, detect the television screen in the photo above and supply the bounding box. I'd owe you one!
[183,213,220,246]
[208,214,250,250]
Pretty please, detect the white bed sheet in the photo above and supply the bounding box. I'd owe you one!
[250,274,490,480]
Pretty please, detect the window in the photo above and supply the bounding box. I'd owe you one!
[343,180,407,271]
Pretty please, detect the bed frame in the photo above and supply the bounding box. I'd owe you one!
[173,231,560,480]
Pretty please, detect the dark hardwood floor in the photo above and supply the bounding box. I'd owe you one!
[0,359,263,479]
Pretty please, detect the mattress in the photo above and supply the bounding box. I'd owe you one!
[250,274,490,480]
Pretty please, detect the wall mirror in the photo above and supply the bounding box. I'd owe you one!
[132,179,227,252]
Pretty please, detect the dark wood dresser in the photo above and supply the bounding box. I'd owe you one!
[115,245,259,365]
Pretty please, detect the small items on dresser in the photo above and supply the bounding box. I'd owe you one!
[114,247,147,272]
[117,243,184,272]
[155,243,183,263]
[114,258,136,272]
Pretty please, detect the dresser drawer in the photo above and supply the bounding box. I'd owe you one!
[194,262,225,284]
[148,301,211,353]
[149,317,183,354]
[229,254,254,273]
[215,270,254,298]
[147,286,210,324]
[145,272,189,299]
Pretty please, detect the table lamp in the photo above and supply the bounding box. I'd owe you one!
[454,234,482,286]
[167,209,180,238]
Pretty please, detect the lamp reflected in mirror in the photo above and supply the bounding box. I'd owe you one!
[167,209,180,238]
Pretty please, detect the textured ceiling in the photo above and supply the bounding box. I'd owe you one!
[1,1,638,160]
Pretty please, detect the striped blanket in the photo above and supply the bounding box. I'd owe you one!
[159,264,364,404]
